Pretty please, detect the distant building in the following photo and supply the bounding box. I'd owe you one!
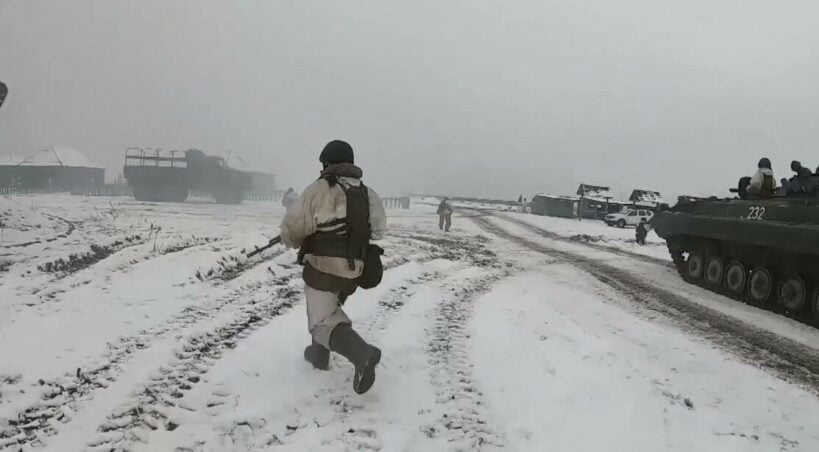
[531,183,629,220]
[531,194,578,218]
[629,189,665,209]
[576,183,627,219]
[0,146,105,192]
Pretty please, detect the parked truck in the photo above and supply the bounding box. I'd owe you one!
[123,148,250,204]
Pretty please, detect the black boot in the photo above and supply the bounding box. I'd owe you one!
[329,324,381,394]
[304,339,330,371]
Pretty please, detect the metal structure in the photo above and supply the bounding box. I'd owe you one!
[123,148,250,204]
[652,178,819,325]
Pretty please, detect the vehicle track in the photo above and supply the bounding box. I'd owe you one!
[0,233,493,450]
[86,283,304,451]
[0,268,301,450]
[388,228,497,268]
[85,251,444,451]
[195,247,288,283]
[317,233,501,452]
[423,268,506,451]
[172,234,500,452]
[36,234,145,277]
[0,213,76,250]
[471,214,819,393]
[310,270,444,452]
[462,209,672,268]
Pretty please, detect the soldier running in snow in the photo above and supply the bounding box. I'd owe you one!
[437,197,453,232]
[280,140,387,394]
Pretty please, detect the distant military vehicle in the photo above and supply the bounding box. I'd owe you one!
[652,176,819,325]
[124,148,250,204]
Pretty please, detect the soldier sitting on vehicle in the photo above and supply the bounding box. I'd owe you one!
[747,158,776,198]
[792,160,813,180]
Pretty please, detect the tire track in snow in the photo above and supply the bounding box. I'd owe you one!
[0,212,75,250]
[183,256,446,452]
[173,233,499,452]
[85,239,447,451]
[472,210,672,268]
[85,284,304,451]
[306,231,500,451]
[195,248,288,283]
[422,268,507,451]
[0,267,301,451]
[471,214,819,393]
[309,269,444,452]
[0,234,486,451]
[32,236,222,304]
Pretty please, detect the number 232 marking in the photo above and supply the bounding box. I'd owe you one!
[745,206,766,220]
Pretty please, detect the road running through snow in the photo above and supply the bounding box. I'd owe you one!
[0,196,817,451]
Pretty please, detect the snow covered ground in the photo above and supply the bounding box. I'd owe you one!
[501,211,670,262]
[1,194,818,451]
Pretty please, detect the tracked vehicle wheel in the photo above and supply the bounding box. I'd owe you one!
[777,275,807,313]
[704,256,724,287]
[686,252,704,281]
[724,261,747,297]
[748,267,774,305]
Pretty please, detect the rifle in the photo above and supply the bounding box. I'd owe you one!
[246,235,281,258]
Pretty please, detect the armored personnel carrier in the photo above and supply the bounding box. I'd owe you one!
[124,148,250,204]
[652,177,819,325]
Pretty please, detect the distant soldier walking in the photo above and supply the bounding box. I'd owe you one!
[281,187,297,209]
[437,197,453,232]
[280,140,387,394]
[635,220,651,245]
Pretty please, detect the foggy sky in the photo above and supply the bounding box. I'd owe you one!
[1,0,818,201]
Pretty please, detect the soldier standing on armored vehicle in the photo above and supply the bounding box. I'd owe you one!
[280,140,387,395]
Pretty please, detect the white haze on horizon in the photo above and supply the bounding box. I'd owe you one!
[1,0,818,202]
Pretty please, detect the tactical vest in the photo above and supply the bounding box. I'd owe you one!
[303,174,371,269]
[759,174,774,198]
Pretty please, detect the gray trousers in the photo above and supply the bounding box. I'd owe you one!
[439,213,452,231]
[305,285,351,348]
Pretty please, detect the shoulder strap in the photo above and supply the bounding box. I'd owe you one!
[321,173,339,187]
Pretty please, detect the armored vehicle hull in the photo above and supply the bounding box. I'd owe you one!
[653,195,819,325]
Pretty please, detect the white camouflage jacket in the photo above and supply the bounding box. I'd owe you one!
[280,166,386,280]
